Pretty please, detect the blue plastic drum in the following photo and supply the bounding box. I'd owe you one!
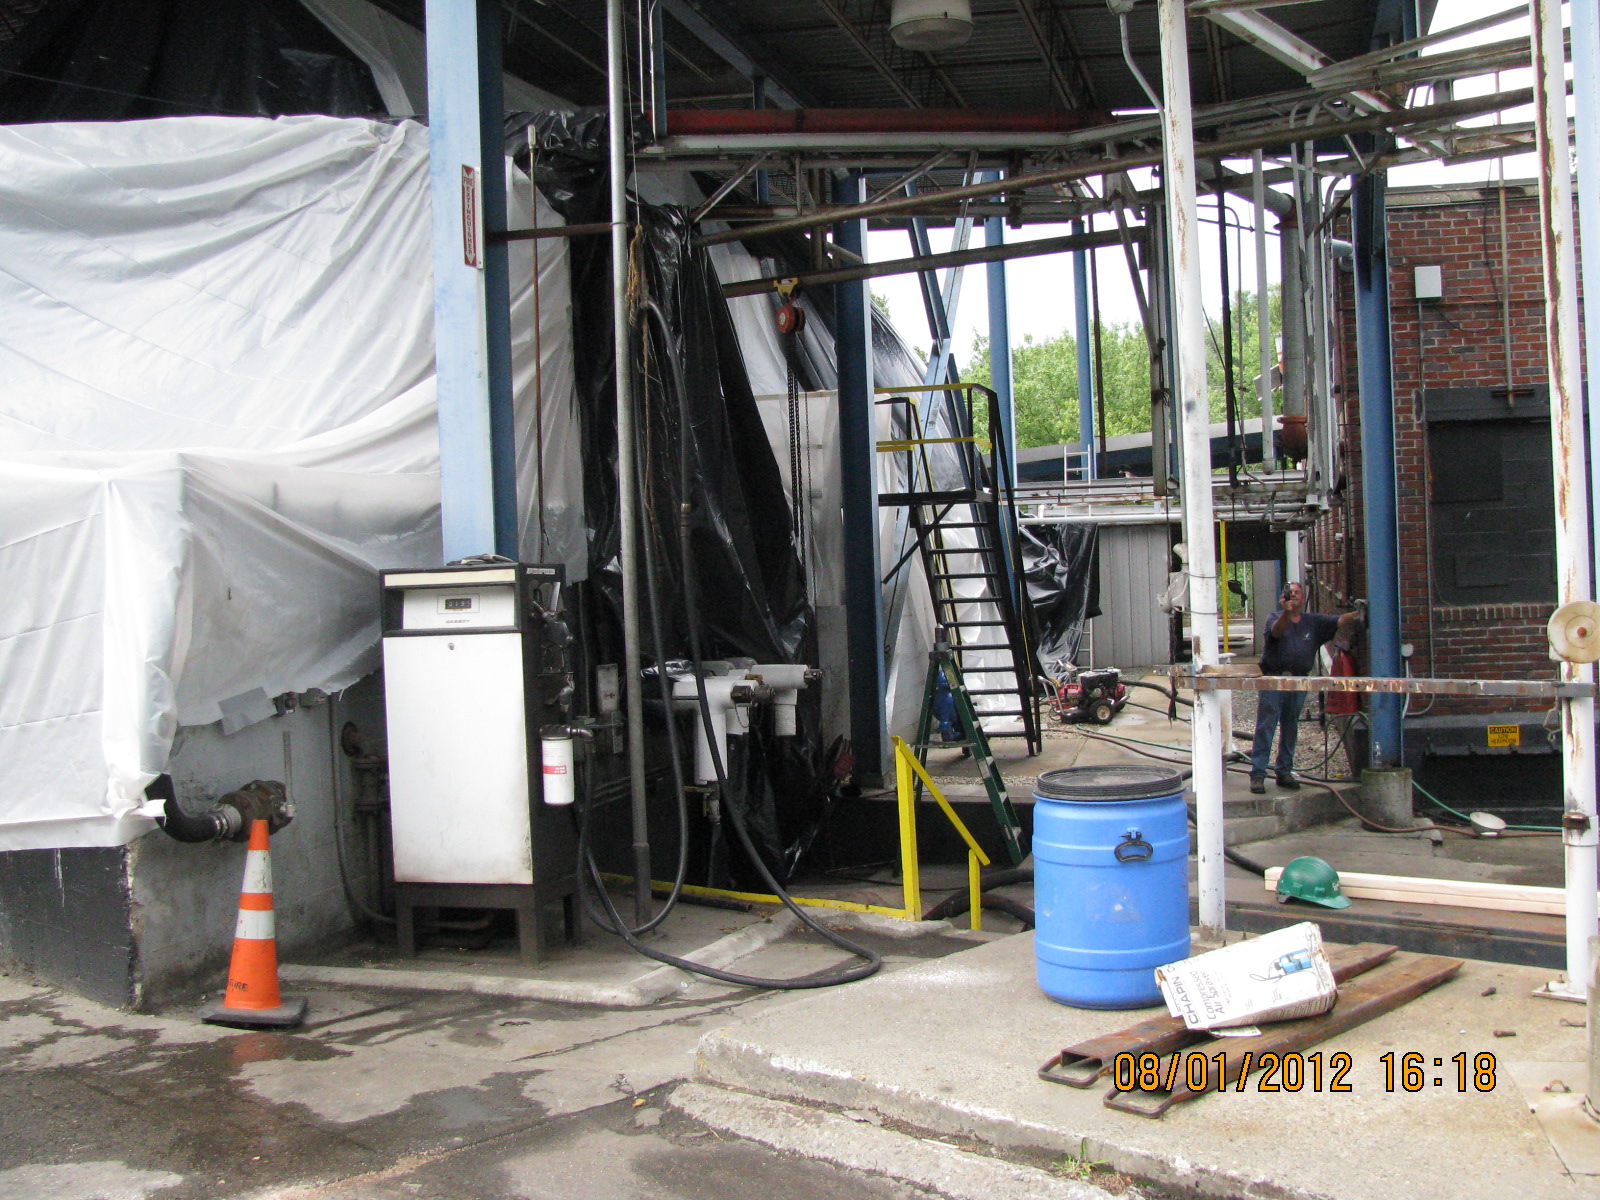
[1032,765,1191,1009]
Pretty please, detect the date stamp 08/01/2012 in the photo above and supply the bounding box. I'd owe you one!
[1110,1050,1500,1095]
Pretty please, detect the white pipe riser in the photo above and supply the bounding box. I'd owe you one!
[1159,0,1227,936]
[1534,0,1599,999]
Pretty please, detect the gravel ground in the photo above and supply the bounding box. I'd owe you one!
[1228,688,1357,780]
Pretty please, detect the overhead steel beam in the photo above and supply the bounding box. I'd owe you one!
[659,0,809,108]
[694,86,1537,247]
[1188,0,1318,11]
[1204,4,1451,156]
[1206,8,1394,114]
[1012,0,1085,109]
[1319,2,1528,78]
[813,0,922,107]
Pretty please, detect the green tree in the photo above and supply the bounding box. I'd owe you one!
[964,285,1281,451]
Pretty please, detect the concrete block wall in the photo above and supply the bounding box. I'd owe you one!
[1320,183,1561,715]
[0,674,388,1010]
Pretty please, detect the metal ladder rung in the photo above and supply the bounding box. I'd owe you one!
[931,572,1001,580]
[941,620,1007,627]
[950,642,1016,652]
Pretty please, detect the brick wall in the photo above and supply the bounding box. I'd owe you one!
[1319,184,1560,714]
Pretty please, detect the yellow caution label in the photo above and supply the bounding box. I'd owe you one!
[1486,724,1521,748]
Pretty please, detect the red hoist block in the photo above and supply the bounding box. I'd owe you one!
[776,302,806,335]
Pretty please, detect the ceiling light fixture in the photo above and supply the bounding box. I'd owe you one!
[888,0,974,52]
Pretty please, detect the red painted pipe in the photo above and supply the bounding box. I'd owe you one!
[666,108,1109,136]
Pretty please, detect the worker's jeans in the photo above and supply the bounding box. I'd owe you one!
[1250,689,1308,778]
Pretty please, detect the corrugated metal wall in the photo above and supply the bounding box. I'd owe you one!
[1086,525,1173,668]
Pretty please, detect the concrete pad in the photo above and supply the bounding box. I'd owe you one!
[1509,1061,1600,1176]
[283,913,800,1007]
[670,1082,1121,1200]
[0,1161,183,1200]
[694,930,1594,1200]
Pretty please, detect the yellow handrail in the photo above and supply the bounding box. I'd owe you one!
[892,736,993,930]
[876,435,992,453]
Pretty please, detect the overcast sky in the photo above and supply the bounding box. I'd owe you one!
[868,0,1540,371]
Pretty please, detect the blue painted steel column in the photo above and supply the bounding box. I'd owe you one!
[1073,218,1096,480]
[1353,173,1403,767]
[983,185,1015,486]
[426,0,517,561]
[834,173,887,781]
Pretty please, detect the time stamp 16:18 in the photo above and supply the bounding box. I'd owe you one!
[1110,1051,1499,1093]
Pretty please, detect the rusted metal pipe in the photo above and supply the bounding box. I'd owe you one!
[492,221,615,242]
[1533,0,1599,1004]
[720,227,1126,297]
[1158,0,1227,940]
[1179,671,1596,700]
[692,88,1535,248]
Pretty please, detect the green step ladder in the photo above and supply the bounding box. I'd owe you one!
[911,641,1026,867]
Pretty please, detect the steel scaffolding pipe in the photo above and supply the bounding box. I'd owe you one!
[692,87,1535,249]
[1532,0,1599,1003]
[606,0,651,925]
[719,226,1126,297]
[1158,0,1227,938]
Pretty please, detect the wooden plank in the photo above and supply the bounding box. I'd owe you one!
[1263,867,1570,916]
[1037,942,1397,1087]
[1104,952,1465,1116]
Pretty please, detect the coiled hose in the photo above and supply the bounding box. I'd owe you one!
[576,299,880,990]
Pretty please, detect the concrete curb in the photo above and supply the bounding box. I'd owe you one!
[668,1082,1123,1200]
[692,1026,1318,1200]
[281,912,799,1007]
[810,909,956,939]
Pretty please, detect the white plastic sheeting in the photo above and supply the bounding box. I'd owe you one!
[0,116,580,850]
[299,0,567,118]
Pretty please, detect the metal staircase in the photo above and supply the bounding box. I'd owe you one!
[878,383,1042,756]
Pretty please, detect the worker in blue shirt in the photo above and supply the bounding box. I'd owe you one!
[1250,581,1363,794]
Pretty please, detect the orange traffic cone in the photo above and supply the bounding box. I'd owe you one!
[199,819,306,1029]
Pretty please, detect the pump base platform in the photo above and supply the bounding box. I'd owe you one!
[197,995,308,1029]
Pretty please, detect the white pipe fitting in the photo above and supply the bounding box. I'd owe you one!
[750,665,822,737]
[672,675,752,785]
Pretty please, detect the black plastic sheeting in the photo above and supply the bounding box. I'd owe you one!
[517,110,827,887]
[0,0,385,122]
[1021,524,1101,666]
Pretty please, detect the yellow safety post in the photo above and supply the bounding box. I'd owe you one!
[895,738,922,920]
[968,850,983,932]
[892,737,993,930]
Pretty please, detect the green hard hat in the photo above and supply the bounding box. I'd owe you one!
[1276,856,1352,909]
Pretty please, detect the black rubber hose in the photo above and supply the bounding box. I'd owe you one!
[977,867,1033,889]
[581,381,694,939]
[917,869,1035,922]
[922,891,1036,929]
[1125,678,1193,707]
[148,774,227,843]
[578,298,880,990]
[1182,802,1269,876]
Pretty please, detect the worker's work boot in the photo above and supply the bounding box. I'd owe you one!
[1249,776,1266,794]
[1276,772,1300,790]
